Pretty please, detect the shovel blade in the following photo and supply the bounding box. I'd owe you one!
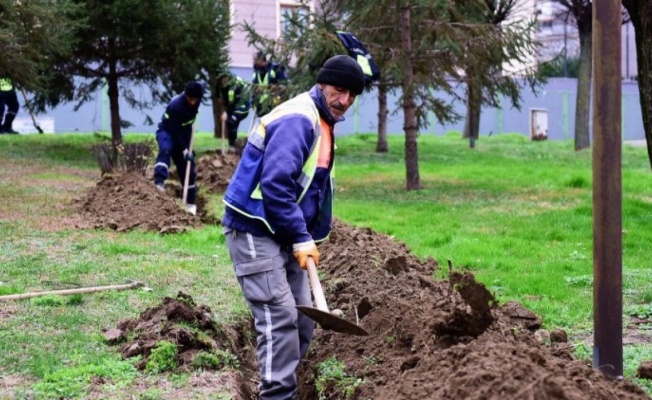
[297,305,368,336]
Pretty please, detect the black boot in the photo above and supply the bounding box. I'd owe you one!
[2,114,18,134]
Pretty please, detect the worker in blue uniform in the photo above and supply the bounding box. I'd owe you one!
[222,55,366,400]
[153,81,204,215]
[251,51,287,118]
[0,78,20,134]
[217,71,250,153]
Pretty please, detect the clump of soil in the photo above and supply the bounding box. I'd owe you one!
[293,219,649,400]
[73,171,212,233]
[194,151,240,194]
[106,292,258,398]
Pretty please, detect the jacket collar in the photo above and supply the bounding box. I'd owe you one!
[309,85,343,126]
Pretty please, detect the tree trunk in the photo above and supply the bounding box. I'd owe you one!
[623,0,652,170]
[211,90,223,139]
[376,81,389,153]
[400,6,420,190]
[574,17,592,151]
[107,38,122,150]
[463,77,481,149]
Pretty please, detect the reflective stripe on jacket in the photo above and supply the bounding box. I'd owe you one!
[226,76,250,115]
[0,78,14,92]
[222,86,336,244]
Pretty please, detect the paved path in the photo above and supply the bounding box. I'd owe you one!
[624,140,646,147]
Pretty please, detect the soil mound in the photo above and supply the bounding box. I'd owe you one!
[194,151,240,194]
[295,220,649,400]
[106,292,258,397]
[104,220,649,399]
[73,171,210,233]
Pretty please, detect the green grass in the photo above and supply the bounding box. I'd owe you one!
[1,131,652,397]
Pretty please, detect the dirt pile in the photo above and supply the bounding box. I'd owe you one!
[73,171,210,233]
[103,218,649,399]
[194,151,240,194]
[294,220,649,400]
[105,292,258,397]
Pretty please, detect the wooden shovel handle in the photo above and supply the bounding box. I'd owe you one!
[182,124,195,205]
[306,257,329,312]
[221,114,226,154]
[0,281,143,302]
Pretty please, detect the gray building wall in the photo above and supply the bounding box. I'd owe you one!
[29,77,644,142]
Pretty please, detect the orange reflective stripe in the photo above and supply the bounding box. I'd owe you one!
[317,119,331,168]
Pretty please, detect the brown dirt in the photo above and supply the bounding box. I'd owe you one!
[194,150,240,194]
[70,146,239,233]
[109,220,650,400]
[106,292,259,398]
[293,220,649,400]
[72,171,215,233]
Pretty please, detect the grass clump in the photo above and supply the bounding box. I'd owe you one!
[145,341,178,374]
[32,356,137,399]
[315,357,363,400]
[192,349,240,370]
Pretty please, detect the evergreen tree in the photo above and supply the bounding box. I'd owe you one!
[335,0,539,189]
[33,0,231,149]
[552,0,592,151]
[0,0,80,90]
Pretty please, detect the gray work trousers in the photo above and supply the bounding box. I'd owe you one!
[224,228,315,400]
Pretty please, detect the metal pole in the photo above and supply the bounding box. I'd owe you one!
[592,0,622,379]
[625,23,630,79]
[564,22,568,78]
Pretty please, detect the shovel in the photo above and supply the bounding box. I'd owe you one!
[297,257,368,336]
[182,123,195,206]
[221,113,226,155]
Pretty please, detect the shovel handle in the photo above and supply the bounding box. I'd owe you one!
[221,113,226,154]
[0,281,143,301]
[182,124,195,205]
[306,257,329,312]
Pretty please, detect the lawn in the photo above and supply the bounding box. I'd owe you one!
[1,131,651,398]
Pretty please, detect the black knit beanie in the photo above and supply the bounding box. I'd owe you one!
[316,55,365,95]
[184,81,205,99]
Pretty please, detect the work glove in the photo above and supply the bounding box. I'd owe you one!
[293,240,319,270]
[183,148,195,162]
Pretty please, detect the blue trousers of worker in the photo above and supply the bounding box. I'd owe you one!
[223,228,314,400]
[226,113,247,146]
[154,129,196,204]
[0,90,19,132]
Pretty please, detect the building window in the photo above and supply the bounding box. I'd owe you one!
[279,1,309,38]
[538,20,553,31]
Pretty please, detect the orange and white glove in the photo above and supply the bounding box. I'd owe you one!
[292,240,320,270]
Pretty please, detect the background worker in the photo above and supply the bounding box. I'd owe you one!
[251,51,287,118]
[217,71,250,153]
[222,55,365,400]
[0,77,20,134]
[153,81,204,215]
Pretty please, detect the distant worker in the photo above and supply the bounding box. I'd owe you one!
[0,78,20,134]
[251,51,287,118]
[217,71,250,153]
[153,81,205,215]
[222,55,365,400]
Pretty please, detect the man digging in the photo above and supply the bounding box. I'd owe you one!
[222,55,366,400]
[153,81,204,215]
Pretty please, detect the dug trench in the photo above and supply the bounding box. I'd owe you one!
[79,150,648,398]
[105,219,649,399]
